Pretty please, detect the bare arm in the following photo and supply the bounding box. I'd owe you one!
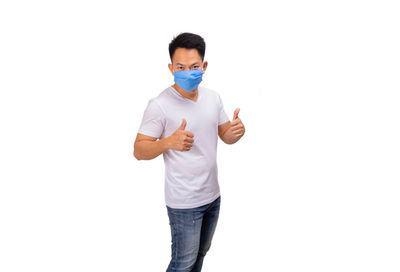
[218,108,245,144]
[133,133,170,160]
[134,118,194,160]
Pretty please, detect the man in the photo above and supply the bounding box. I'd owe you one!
[133,32,245,272]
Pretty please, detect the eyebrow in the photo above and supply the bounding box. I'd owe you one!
[176,62,200,66]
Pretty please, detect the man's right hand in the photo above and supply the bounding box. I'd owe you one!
[167,118,194,151]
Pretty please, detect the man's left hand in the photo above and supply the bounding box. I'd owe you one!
[230,108,245,140]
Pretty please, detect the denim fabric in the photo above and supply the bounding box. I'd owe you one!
[166,196,221,272]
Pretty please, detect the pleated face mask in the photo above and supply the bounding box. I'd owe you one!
[173,69,203,91]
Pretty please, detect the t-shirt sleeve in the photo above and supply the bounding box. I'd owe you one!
[137,98,165,138]
[217,94,230,125]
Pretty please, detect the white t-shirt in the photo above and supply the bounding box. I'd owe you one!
[137,85,230,209]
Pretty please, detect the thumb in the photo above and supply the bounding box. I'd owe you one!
[233,108,240,120]
[178,118,186,130]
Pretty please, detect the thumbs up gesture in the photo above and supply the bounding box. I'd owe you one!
[230,108,245,139]
[167,118,195,151]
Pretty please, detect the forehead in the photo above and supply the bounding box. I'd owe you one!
[172,48,202,65]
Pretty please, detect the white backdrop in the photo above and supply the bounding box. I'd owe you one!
[1,0,399,271]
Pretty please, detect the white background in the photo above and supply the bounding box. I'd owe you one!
[1,0,399,271]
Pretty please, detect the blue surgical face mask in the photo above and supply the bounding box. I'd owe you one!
[173,68,203,92]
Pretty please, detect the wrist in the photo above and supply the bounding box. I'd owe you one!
[160,137,171,151]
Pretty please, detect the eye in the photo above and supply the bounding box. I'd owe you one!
[193,66,199,69]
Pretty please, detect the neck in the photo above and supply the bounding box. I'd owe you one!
[172,83,198,101]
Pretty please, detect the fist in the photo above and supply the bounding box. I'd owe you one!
[168,118,195,151]
[230,108,245,139]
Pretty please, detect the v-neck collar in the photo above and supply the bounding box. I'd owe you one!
[169,85,201,104]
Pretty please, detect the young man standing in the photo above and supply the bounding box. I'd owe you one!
[133,32,245,272]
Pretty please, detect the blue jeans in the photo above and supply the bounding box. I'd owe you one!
[166,195,221,272]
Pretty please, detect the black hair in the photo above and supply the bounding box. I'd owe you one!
[169,32,206,62]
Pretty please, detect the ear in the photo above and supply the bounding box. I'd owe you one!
[202,61,208,73]
[168,63,174,76]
